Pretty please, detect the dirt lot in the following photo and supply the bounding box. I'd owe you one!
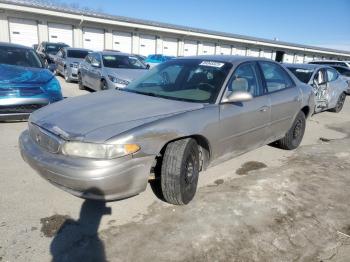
[0,77,350,261]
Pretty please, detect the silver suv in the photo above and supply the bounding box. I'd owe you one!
[78,51,149,91]
[55,47,92,82]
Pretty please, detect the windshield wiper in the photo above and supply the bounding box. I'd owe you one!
[117,89,157,97]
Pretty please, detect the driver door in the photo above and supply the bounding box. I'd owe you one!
[90,53,103,90]
[218,62,271,158]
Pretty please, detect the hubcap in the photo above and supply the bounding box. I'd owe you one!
[337,94,345,110]
[184,159,194,185]
[293,119,302,139]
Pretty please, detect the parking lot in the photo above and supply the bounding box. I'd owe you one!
[0,77,349,261]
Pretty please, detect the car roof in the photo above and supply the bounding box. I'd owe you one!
[177,55,273,64]
[310,60,347,63]
[64,47,92,52]
[96,51,138,56]
[284,63,327,70]
[0,42,32,49]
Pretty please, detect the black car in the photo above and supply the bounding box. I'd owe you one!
[36,42,69,71]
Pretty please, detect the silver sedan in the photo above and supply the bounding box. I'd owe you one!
[287,64,348,113]
[19,56,314,205]
[78,51,149,91]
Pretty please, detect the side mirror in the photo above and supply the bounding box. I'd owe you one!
[222,91,253,103]
[91,62,101,68]
[146,64,150,69]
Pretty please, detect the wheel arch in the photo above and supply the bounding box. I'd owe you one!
[156,134,212,172]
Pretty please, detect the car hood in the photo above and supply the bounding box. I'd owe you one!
[104,68,148,82]
[30,90,204,142]
[0,64,53,86]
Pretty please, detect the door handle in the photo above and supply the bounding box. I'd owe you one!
[259,106,269,112]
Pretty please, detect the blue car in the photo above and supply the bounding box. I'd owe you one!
[0,43,63,121]
[145,54,175,68]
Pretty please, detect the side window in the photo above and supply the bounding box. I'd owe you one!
[228,63,260,96]
[56,50,62,58]
[85,54,92,64]
[314,69,326,85]
[326,68,338,82]
[259,62,294,93]
[92,53,102,65]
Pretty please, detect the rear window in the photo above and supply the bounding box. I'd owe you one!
[45,44,68,54]
[67,50,90,59]
[0,46,42,68]
[102,55,147,69]
[287,68,314,84]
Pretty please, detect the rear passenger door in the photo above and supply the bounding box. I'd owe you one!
[218,62,271,157]
[258,61,301,142]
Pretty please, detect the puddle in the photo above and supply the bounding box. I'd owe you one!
[236,161,267,175]
[214,179,224,186]
[40,214,71,238]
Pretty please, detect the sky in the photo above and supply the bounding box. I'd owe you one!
[55,0,350,51]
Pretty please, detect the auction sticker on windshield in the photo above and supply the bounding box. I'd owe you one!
[199,61,225,68]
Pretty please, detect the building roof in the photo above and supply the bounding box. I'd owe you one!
[1,0,350,56]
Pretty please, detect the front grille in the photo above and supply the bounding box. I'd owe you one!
[29,123,62,153]
[0,86,43,97]
[0,88,18,97]
[20,87,44,96]
[0,104,44,114]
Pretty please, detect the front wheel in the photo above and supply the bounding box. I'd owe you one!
[64,68,71,83]
[329,93,346,113]
[78,73,85,90]
[160,138,200,205]
[276,111,306,150]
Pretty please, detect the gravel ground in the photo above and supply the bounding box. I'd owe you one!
[0,76,349,261]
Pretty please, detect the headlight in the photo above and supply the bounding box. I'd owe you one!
[61,142,140,159]
[108,75,130,87]
[44,77,63,101]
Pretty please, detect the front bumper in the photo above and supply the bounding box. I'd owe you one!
[0,97,49,121]
[68,67,79,80]
[19,130,154,201]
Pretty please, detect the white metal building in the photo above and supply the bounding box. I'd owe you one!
[0,0,350,62]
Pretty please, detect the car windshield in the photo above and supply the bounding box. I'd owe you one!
[46,44,67,54]
[122,59,232,103]
[0,46,42,68]
[67,50,90,59]
[288,67,314,84]
[102,55,147,69]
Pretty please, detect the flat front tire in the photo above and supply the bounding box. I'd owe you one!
[161,138,199,205]
[276,111,306,150]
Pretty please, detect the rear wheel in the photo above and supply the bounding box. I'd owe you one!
[329,93,346,113]
[100,79,109,90]
[78,73,85,90]
[275,111,306,150]
[160,138,200,205]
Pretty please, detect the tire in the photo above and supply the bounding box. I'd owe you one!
[64,68,71,83]
[160,138,200,205]
[78,73,85,90]
[100,79,108,90]
[276,111,306,150]
[329,93,346,113]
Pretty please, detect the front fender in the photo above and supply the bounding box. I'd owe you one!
[106,105,219,158]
